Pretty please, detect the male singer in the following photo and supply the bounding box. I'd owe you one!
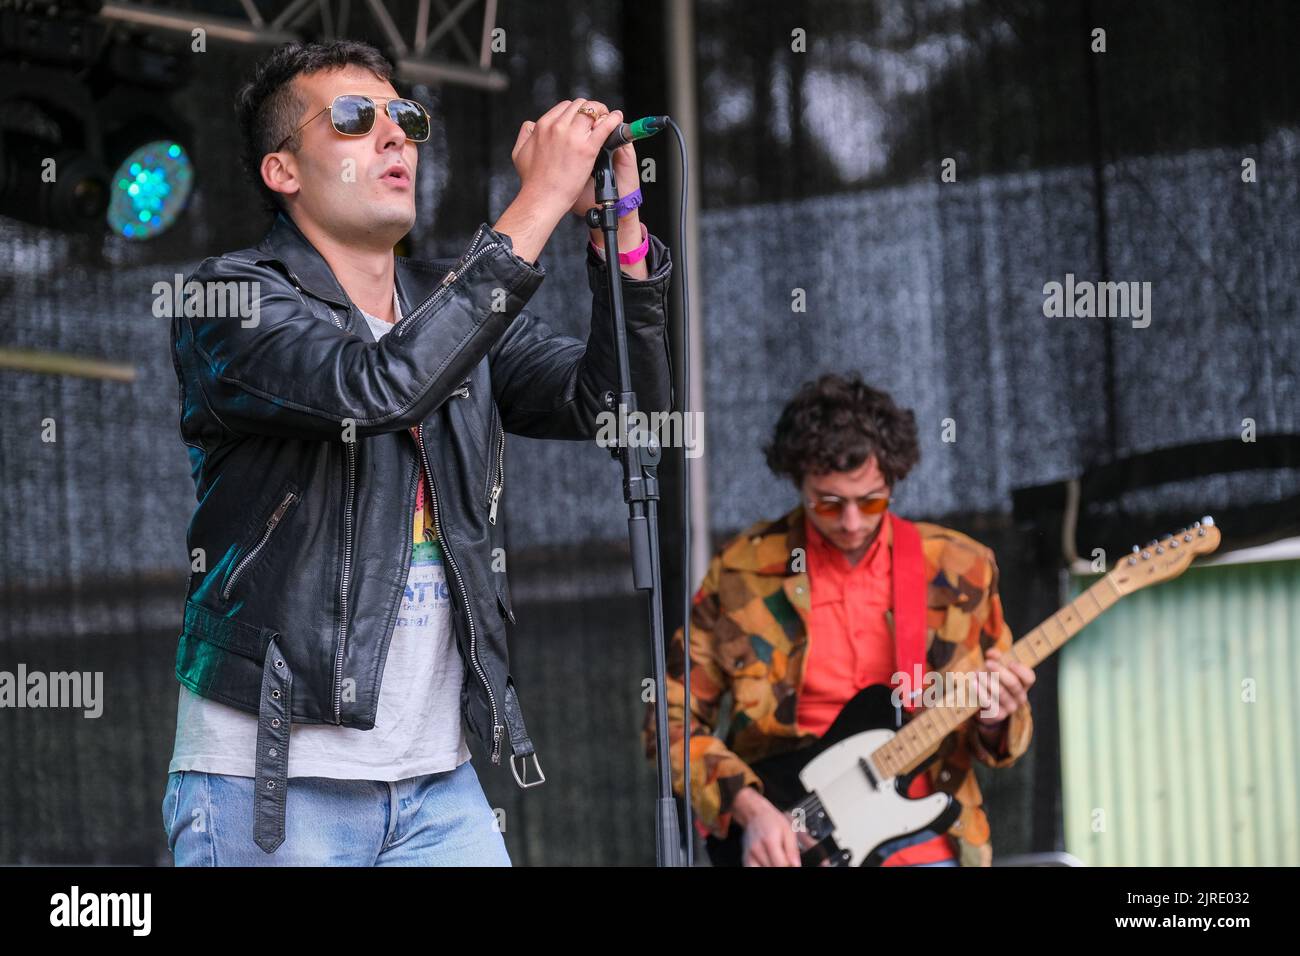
[164,39,671,865]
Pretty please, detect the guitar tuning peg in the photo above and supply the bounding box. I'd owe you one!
[1201,515,1215,527]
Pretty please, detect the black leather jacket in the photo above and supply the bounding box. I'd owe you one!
[169,210,672,852]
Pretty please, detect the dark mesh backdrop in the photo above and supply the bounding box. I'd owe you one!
[1,0,1297,865]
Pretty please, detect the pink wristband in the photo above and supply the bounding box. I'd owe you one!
[590,223,649,266]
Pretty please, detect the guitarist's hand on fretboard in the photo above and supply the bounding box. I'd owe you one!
[978,648,1036,726]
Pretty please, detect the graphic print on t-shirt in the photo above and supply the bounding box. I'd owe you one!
[401,536,450,631]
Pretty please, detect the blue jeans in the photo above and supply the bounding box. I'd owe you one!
[909,859,959,867]
[161,761,510,866]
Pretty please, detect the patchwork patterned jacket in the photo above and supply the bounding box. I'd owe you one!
[643,503,1033,866]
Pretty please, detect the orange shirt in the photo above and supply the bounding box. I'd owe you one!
[798,511,956,866]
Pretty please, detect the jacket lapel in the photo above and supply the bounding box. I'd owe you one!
[781,573,810,627]
[259,211,352,309]
[781,503,811,630]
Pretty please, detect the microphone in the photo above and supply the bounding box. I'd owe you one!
[603,115,669,151]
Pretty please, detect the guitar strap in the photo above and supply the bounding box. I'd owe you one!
[890,512,927,714]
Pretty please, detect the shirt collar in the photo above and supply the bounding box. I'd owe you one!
[805,508,893,574]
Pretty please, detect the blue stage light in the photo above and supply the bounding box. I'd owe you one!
[106,140,194,239]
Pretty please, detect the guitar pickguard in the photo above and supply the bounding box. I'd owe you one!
[800,728,953,867]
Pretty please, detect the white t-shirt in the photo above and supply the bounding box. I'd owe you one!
[168,288,471,779]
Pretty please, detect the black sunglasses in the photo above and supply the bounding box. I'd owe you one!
[275,94,431,152]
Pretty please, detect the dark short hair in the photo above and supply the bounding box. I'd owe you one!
[235,40,395,215]
[763,373,921,489]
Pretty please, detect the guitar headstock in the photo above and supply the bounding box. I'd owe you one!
[1106,517,1221,595]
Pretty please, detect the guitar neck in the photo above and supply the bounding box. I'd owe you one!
[874,574,1122,778]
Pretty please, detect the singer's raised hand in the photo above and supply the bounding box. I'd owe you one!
[567,108,639,220]
[510,99,623,219]
[492,99,622,266]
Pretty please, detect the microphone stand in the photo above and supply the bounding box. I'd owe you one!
[585,148,681,867]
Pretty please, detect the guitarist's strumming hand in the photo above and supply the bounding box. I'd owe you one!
[974,649,1036,747]
[732,786,809,866]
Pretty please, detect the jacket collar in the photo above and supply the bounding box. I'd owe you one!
[720,502,901,637]
[718,503,812,626]
[720,502,808,574]
[256,211,455,315]
[258,211,353,309]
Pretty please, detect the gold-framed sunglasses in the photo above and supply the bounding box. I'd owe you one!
[805,493,891,519]
[275,93,431,152]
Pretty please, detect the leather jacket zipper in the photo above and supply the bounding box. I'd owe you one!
[488,412,504,525]
[394,226,499,339]
[333,439,357,722]
[221,490,297,600]
[415,423,504,763]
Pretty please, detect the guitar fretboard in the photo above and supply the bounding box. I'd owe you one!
[872,573,1123,779]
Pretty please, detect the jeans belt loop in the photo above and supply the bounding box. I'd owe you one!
[253,633,292,853]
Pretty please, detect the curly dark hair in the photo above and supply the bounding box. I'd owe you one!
[763,373,921,489]
[235,39,395,215]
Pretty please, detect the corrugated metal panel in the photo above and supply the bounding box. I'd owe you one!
[1061,560,1300,865]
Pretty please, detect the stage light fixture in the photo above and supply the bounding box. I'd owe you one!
[1,8,195,239]
[0,114,110,232]
[106,138,194,239]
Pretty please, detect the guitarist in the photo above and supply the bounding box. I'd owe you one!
[645,373,1035,866]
